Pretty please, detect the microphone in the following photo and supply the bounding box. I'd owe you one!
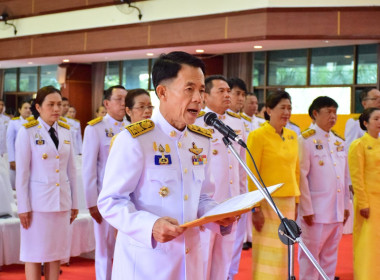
[204,112,246,148]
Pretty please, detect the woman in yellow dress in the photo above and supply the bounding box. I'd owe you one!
[348,107,380,280]
[246,90,300,279]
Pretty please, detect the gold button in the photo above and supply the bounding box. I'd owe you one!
[229,165,232,169]
[56,155,60,159]
[228,150,231,154]
[184,131,188,137]
[337,176,340,179]
[184,194,188,201]
[337,189,341,193]
[56,183,60,186]
[334,162,337,166]
[185,248,189,254]
[230,180,233,184]
[212,150,218,155]
[184,168,188,174]
[55,169,59,173]
[42,153,48,159]
[114,122,118,125]
[177,142,182,148]
[170,131,177,137]
[330,150,333,154]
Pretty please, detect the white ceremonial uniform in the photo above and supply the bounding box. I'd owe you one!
[195,108,247,280]
[98,111,221,280]
[298,125,350,280]
[286,121,301,136]
[15,117,78,261]
[344,117,364,150]
[82,113,126,280]
[0,113,11,195]
[66,117,82,155]
[6,116,31,188]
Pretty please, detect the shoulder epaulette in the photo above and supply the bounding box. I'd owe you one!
[197,111,206,118]
[87,116,103,126]
[289,121,300,127]
[26,116,35,122]
[58,121,70,130]
[59,116,67,122]
[187,124,212,138]
[332,130,345,141]
[67,116,80,122]
[256,115,264,119]
[126,119,154,138]
[301,129,316,139]
[239,112,252,122]
[227,111,241,119]
[11,116,20,120]
[109,134,119,151]
[23,120,39,129]
[353,115,360,121]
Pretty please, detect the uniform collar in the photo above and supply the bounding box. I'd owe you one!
[204,106,226,120]
[38,117,58,132]
[104,113,125,127]
[152,110,185,140]
[314,124,331,139]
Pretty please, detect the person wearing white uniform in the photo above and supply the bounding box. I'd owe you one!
[298,96,350,280]
[241,92,265,132]
[6,101,33,189]
[65,106,82,155]
[286,120,301,136]
[15,86,78,280]
[195,75,246,280]
[0,99,11,193]
[82,85,128,280]
[98,51,235,280]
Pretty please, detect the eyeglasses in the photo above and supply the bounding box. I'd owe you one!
[110,97,125,104]
[364,97,380,101]
[131,105,155,111]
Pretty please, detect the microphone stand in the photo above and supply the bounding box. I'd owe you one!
[221,136,329,280]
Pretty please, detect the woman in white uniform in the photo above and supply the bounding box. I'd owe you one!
[15,86,78,280]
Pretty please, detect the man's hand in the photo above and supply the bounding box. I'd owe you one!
[9,161,16,170]
[303,215,314,226]
[152,217,186,243]
[360,208,369,219]
[89,206,103,224]
[70,209,79,224]
[215,216,237,227]
[252,210,265,232]
[19,212,32,229]
[343,209,350,225]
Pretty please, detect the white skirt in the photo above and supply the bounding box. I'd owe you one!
[20,211,71,262]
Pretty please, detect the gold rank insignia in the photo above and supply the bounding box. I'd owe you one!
[126,119,155,138]
[319,160,324,166]
[24,119,39,129]
[301,129,316,139]
[64,140,70,144]
[187,124,212,138]
[35,133,45,145]
[42,153,48,159]
[189,142,203,155]
[88,116,103,126]
[58,121,70,130]
[159,186,169,197]
[197,111,206,118]
[334,140,342,146]
[105,128,114,137]
[154,143,172,165]
[227,111,241,119]
[316,144,323,150]
[240,112,252,122]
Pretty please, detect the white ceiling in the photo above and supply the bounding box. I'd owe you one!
[0,39,378,69]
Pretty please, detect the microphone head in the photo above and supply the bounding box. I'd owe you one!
[204,112,217,126]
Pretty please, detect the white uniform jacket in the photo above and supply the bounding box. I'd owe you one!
[6,116,29,162]
[82,114,126,208]
[15,118,78,214]
[344,117,364,149]
[66,117,82,155]
[98,111,218,280]
[286,121,301,136]
[0,113,10,155]
[298,125,350,223]
[195,108,247,202]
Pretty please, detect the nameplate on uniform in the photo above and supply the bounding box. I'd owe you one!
[155,155,172,165]
[192,155,207,165]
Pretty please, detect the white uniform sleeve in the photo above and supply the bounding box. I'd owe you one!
[344,119,359,150]
[67,131,78,209]
[6,120,16,162]
[298,136,314,217]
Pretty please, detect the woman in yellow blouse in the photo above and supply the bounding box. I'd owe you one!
[246,90,300,279]
[348,107,380,280]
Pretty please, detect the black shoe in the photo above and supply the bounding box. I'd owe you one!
[242,242,252,250]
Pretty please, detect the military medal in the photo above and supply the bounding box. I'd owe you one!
[212,149,218,155]
[35,133,45,145]
[189,142,203,155]
[105,128,114,137]
[319,160,324,166]
[64,140,70,144]
[154,143,172,165]
[315,140,323,150]
[336,146,344,152]
[159,186,169,197]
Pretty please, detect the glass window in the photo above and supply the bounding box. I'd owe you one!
[40,65,60,88]
[4,68,17,92]
[311,46,354,85]
[122,59,149,90]
[268,49,307,86]
[285,87,351,114]
[19,66,38,92]
[357,44,378,84]
[104,61,121,89]
[253,52,265,87]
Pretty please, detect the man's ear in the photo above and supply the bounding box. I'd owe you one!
[156,85,166,101]
[103,99,109,109]
[312,109,318,120]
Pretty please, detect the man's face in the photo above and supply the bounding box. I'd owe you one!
[229,86,246,113]
[158,64,205,130]
[62,100,70,116]
[314,106,337,132]
[362,89,380,109]
[204,79,231,115]
[67,107,76,118]
[243,95,258,117]
[0,101,4,113]
[103,88,127,121]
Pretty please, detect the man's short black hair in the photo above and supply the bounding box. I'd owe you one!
[359,87,377,102]
[152,51,205,92]
[310,96,338,113]
[227,78,247,93]
[205,75,228,94]
[62,97,69,102]
[103,85,126,101]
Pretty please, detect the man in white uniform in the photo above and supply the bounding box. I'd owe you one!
[65,106,82,155]
[98,52,235,280]
[0,99,11,189]
[82,85,128,280]
[345,88,380,148]
[298,96,350,280]
[195,75,246,280]
[241,92,265,132]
